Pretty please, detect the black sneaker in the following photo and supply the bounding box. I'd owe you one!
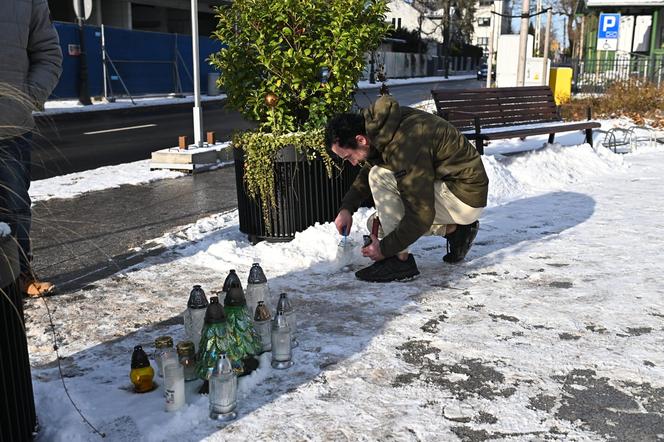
[443,221,479,263]
[355,254,420,282]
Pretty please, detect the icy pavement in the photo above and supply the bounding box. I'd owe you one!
[24,142,664,441]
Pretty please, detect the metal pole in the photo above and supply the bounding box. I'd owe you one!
[444,2,451,79]
[77,0,92,105]
[101,24,108,101]
[534,0,542,56]
[486,5,495,88]
[542,8,552,86]
[516,0,530,86]
[190,0,204,147]
[579,16,586,60]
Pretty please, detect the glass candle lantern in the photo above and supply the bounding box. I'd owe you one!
[129,345,154,393]
[222,269,242,294]
[176,341,198,382]
[209,352,237,421]
[184,285,208,353]
[162,351,185,412]
[245,263,269,318]
[277,293,298,348]
[253,301,272,353]
[271,310,294,369]
[154,336,175,378]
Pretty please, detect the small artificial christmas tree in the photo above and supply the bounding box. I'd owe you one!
[224,286,262,375]
[196,296,241,392]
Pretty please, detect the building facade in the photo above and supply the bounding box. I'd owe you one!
[385,0,511,57]
[48,0,226,35]
[583,0,664,58]
[473,0,511,56]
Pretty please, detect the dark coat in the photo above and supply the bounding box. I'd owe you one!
[0,0,62,139]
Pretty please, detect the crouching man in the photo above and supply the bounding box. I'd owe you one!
[325,95,489,283]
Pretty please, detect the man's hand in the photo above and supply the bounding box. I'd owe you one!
[334,209,353,235]
[361,234,385,261]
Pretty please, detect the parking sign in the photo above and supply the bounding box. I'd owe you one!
[597,13,620,51]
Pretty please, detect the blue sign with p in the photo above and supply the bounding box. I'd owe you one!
[598,13,620,39]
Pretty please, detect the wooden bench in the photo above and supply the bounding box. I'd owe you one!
[431,86,601,154]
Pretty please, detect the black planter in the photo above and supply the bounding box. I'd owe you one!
[0,236,37,442]
[233,146,364,243]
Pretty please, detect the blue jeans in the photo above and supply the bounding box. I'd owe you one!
[0,135,32,274]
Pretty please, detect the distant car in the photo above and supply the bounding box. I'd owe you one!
[477,64,495,81]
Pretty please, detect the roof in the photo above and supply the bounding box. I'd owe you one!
[586,0,664,6]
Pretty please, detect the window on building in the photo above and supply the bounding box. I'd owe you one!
[398,18,402,29]
[478,17,491,27]
[479,0,493,6]
[477,37,489,47]
[392,18,396,28]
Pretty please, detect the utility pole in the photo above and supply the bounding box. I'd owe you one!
[190,0,204,147]
[534,0,542,56]
[579,16,585,60]
[516,0,531,86]
[542,8,552,85]
[487,4,495,88]
[563,17,567,57]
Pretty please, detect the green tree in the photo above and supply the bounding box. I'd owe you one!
[210,0,389,134]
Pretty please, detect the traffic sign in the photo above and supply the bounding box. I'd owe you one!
[597,13,620,51]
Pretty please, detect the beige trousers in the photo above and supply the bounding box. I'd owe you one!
[368,165,484,251]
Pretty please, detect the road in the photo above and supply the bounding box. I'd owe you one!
[32,101,255,180]
[33,78,482,180]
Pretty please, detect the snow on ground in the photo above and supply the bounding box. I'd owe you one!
[39,94,228,115]
[23,132,664,441]
[29,160,185,202]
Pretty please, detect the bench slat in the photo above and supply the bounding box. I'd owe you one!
[469,122,601,140]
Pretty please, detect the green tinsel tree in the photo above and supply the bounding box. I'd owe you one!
[224,287,262,372]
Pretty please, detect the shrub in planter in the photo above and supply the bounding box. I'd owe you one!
[210,0,388,238]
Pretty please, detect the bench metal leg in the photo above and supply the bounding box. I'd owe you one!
[585,129,593,145]
[548,133,555,144]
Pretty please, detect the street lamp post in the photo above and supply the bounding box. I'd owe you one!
[190,0,204,148]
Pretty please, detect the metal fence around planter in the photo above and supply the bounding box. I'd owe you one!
[233,147,366,244]
[569,55,664,94]
[1,236,37,442]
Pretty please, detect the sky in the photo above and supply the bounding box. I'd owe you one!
[21,100,664,440]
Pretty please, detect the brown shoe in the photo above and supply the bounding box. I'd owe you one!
[20,274,56,298]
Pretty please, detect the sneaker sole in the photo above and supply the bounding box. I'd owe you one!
[356,270,420,283]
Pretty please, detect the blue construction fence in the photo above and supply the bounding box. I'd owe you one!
[52,22,224,99]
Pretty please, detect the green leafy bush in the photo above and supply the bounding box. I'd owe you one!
[211,0,388,134]
[210,0,388,226]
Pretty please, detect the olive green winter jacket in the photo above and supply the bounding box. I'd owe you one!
[340,96,489,258]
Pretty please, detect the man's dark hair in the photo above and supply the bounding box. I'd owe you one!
[324,113,366,153]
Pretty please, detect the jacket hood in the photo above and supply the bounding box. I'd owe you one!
[362,96,402,150]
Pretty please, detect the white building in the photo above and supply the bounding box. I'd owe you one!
[385,0,446,45]
[385,0,511,57]
[473,0,512,56]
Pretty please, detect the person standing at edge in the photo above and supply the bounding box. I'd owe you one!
[0,0,63,296]
[325,95,489,283]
